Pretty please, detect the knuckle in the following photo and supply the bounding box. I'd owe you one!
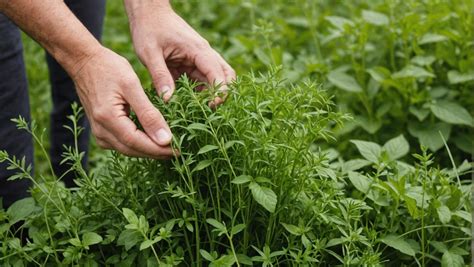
[119,131,136,148]
[121,76,138,88]
[91,108,109,122]
[140,108,160,127]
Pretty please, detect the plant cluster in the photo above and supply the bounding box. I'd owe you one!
[0,72,471,266]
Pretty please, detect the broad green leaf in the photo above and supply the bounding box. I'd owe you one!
[248,182,277,213]
[441,250,464,267]
[343,159,371,172]
[453,210,472,223]
[198,145,219,155]
[437,205,451,224]
[231,175,252,185]
[362,10,389,26]
[82,232,103,247]
[383,134,409,160]
[7,197,35,224]
[68,238,82,247]
[430,101,473,126]
[122,208,139,225]
[193,160,213,172]
[408,122,452,151]
[379,235,416,256]
[430,241,448,253]
[328,71,362,92]
[117,229,142,251]
[348,171,371,193]
[419,33,448,45]
[409,106,430,121]
[411,55,436,66]
[355,115,382,134]
[213,255,236,266]
[392,65,435,79]
[236,254,253,265]
[447,70,474,84]
[350,140,381,163]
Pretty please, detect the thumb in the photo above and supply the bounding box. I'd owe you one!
[148,54,175,102]
[125,82,172,146]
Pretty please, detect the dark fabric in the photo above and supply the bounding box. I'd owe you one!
[0,13,33,208]
[47,0,106,188]
[0,0,106,208]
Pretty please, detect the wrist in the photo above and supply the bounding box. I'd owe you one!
[59,43,104,80]
[124,0,172,20]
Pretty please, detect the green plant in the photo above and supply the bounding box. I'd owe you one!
[1,71,471,266]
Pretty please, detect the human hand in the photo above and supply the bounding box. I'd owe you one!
[125,1,236,107]
[72,47,175,159]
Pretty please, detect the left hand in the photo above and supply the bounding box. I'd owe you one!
[126,2,236,107]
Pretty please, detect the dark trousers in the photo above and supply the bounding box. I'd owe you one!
[0,0,105,208]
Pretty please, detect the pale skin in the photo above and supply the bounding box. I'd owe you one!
[0,0,235,159]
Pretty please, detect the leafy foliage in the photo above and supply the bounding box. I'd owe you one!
[0,74,471,266]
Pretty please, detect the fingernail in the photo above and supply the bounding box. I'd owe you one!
[155,128,172,145]
[161,85,172,101]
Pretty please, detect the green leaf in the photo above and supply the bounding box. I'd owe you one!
[447,70,474,84]
[68,238,82,247]
[206,218,226,232]
[379,235,416,256]
[193,160,213,171]
[348,171,371,193]
[198,145,219,155]
[343,159,371,172]
[122,208,139,225]
[230,224,246,236]
[281,223,301,236]
[419,33,448,45]
[139,238,158,251]
[231,175,252,185]
[409,106,430,121]
[248,182,277,213]
[350,140,381,163]
[325,16,354,31]
[441,250,464,267]
[362,10,389,26]
[327,71,362,92]
[200,249,215,262]
[7,197,35,224]
[430,101,473,126]
[82,232,103,247]
[117,229,143,251]
[392,65,435,79]
[408,122,452,151]
[437,205,452,224]
[383,134,409,160]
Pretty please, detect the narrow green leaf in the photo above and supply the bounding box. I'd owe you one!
[392,65,435,79]
[198,145,219,155]
[206,218,226,232]
[379,235,416,256]
[281,223,301,236]
[193,160,213,172]
[231,175,252,185]
[447,70,474,84]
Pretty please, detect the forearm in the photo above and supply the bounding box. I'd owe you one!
[0,0,102,77]
[123,0,171,20]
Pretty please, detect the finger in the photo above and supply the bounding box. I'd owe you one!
[214,51,236,83]
[147,52,175,102]
[194,51,226,87]
[122,80,173,147]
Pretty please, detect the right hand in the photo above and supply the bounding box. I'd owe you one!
[71,47,175,159]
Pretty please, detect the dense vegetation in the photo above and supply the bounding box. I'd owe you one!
[1,0,472,266]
